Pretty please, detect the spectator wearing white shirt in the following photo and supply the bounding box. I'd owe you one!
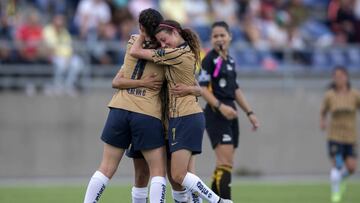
[74,0,111,40]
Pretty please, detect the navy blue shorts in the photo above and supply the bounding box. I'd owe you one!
[204,103,239,149]
[101,108,165,151]
[328,140,357,159]
[168,113,205,155]
[126,139,172,159]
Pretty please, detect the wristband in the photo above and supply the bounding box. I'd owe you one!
[246,111,254,116]
[215,100,222,110]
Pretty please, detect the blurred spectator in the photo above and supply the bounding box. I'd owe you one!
[244,1,288,50]
[0,14,14,63]
[211,0,239,26]
[184,0,212,43]
[14,9,48,63]
[128,0,157,18]
[355,0,360,19]
[43,14,84,96]
[286,0,309,27]
[328,0,360,44]
[74,0,111,40]
[159,0,187,24]
[89,22,119,64]
[34,0,66,15]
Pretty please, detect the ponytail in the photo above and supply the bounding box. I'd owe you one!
[180,28,201,66]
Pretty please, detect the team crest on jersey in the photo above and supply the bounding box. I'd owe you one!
[227,64,233,71]
[219,78,227,88]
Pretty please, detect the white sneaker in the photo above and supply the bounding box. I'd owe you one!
[220,199,233,203]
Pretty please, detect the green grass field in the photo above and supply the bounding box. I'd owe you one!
[0,181,359,203]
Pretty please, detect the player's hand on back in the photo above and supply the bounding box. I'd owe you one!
[141,73,163,90]
[170,83,192,97]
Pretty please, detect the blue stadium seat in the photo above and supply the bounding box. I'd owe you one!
[234,48,263,70]
[346,47,360,71]
[230,27,246,42]
[312,50,331,69]
[192,25,211,44]
[328,49,347,67]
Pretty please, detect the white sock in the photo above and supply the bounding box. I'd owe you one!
[189,190,203,203]
[330,168,341,194]
[172,189,188,203]
[84,171,109,203]
[149,176,166,203]
[182,172,220,203]
[132,186,148,203]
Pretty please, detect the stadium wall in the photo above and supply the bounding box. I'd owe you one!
[0,77,359,180]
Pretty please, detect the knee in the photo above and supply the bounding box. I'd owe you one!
[171,170,186,185]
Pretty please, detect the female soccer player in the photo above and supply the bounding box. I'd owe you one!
[113,9,203,203]
[130,19,233,203]
[198,21,259,200]
[320,66,360,203]
[83,8,167,203]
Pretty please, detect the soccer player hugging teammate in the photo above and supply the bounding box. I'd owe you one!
[121,8,204,203]
[320,66,360,203]
[198,21,259,200]
[83,8,168,203]
[130,19,233,203]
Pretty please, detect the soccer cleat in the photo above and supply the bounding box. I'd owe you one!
[331,192,341,203]
[219,199,233,203]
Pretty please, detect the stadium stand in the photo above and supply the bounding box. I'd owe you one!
[0,0,360,92]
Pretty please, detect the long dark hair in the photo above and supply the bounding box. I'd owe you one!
[155,20,201,66]
[329,66,351,90]
[138,8,163,41]
[159,80,169,134]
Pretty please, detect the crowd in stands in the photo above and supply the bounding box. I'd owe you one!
[1,0,360,71]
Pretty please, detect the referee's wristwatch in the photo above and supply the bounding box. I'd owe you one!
[246,111,254,117]
[215,100,222,110]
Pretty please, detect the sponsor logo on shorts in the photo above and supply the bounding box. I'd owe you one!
[222,134,232,142]
[171,142,178,146]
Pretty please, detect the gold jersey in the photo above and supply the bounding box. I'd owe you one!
[108,35,165,120]
[321,89,360,144]
[152,43,202,118]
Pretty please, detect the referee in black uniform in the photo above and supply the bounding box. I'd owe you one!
[199,21,259,200]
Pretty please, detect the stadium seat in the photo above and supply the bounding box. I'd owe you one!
[346,47,360,71]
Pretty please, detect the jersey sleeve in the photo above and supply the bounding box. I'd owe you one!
[126,35,137,50]
[198,55,213,87]
[152,47,190,66]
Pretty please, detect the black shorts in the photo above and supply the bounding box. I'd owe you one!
[101,108,165,150]
[168,113,205,155]
[328,140,357,159]
[204,103,239,149]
